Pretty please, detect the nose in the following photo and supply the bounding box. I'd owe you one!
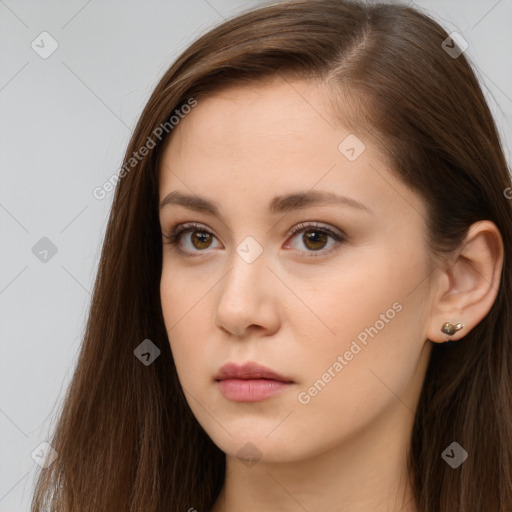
[214,248,281,338]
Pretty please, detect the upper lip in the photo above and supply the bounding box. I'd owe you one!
[215,362,293,383]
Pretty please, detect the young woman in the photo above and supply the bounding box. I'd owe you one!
[31,0,512,510]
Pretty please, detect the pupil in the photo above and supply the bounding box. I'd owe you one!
[305,230,326,250]
[194,232,211,248]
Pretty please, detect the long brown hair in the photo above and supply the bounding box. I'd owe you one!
[31,0,512,510]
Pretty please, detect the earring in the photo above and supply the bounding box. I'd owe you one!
[441,321,464,336]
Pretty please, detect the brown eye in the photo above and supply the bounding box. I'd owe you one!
[286,222,345,258]
[162,222,220,254]
[189,230,214,250]
[302,229,329,251]
[163,221,345,259]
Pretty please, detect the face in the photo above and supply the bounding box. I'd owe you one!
[159,76,434,463]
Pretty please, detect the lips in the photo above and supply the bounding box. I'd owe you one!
[214,362,294,402]
[215,361,293,383]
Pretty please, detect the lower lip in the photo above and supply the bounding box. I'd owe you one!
[216,378,293,402]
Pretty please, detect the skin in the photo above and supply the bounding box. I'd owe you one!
[158,76,504,512]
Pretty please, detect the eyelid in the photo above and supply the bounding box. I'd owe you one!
[287,221,344,238]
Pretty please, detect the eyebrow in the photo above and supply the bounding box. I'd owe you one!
[159,190,373,216]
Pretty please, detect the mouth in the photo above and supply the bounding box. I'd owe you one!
[214,361,295,402]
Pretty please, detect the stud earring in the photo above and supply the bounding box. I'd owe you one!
[441,321,464,336]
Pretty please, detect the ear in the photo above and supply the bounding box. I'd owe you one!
[426,220,504,343]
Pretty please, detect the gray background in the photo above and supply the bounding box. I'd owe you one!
[1,1,511,510]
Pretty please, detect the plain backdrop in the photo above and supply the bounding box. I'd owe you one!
[1,0,511,510]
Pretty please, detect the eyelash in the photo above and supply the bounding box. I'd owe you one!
[162,221,346,259]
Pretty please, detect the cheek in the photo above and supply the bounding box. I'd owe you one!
[317,239,428,343]
[160,269,198,370]
[160,265,218,387]
[160,262,213,330]
[291,256,404,352]
[292,248,428,403]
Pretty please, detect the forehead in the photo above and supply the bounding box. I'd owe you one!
[166,77,336,152]
[158,77,426,225]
